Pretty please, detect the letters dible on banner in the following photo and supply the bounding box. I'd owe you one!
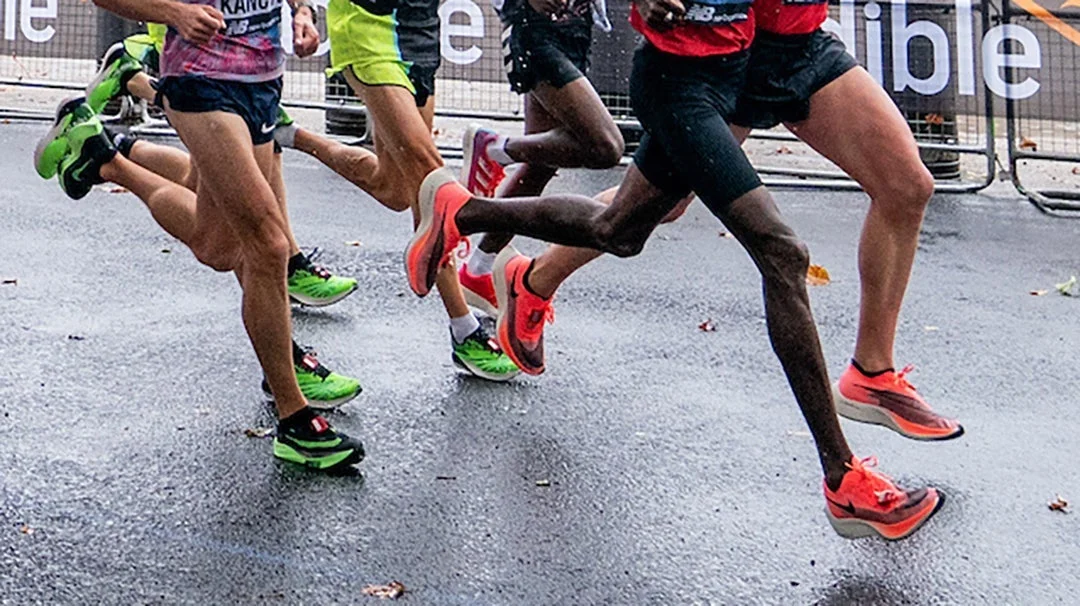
[0,0,1056,100]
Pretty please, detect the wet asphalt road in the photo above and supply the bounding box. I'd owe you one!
[1,121,1079,605]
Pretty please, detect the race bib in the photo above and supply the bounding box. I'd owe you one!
[220,0,284,36]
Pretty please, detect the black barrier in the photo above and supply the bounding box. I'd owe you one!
[1002,0,1080,214]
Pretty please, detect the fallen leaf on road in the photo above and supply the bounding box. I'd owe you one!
[244,427,273,439]
[1055,276,1077,296]
[67,335,85,341]
[362,581,405,599]
[806,264,831,286]
[108,186,129,194]
[345,240,363,247]
[18,525,33,535]
[535,479,551,487]
[1020,137,1038,151]
[698,319,716,332]
[924,113,945,126]
[776,146,793,155]
[1030,289,1048,296]
[1,278,16,285]
[718,231,734,239]
[1072,167,1080,175]
[786,430,811,438]
[435,475,457,481]
[161,248,171,254]
[924,325,940,331]
[1049,495,1069,513]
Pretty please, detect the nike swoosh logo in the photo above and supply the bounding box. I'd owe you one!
[826,497,858,516]
[261,123,275,134]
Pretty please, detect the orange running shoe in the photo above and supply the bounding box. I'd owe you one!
[493,249,554,375]
[405,168,471,297]
[825,456,944,540]
[459,262,499,316]
[834,363,963,441]
[461,124,507,197]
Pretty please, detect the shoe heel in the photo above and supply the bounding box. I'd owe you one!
[825,510,879,540]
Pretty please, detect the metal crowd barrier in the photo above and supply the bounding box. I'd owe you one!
[1002,0,1080,215]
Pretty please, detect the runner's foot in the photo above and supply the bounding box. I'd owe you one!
[461,124,507,197]
[262,344,362,410]
[288,249,358,307]
[833,363,963,441]
[405,168,470,296]
[493,248,554,375]
[56,110,118,200]
[459,261,498,316]
[85,42,143,114]
[452,313,520,381]
[825,456,944,540]
[274,408,365,470]
[33,96,89,179]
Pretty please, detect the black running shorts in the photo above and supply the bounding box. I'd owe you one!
[156,76,282,145]
[504,21,592,94]
[629,44,762,210]
[731,29,858,129]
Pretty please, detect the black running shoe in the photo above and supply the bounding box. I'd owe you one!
[273,411,364,470]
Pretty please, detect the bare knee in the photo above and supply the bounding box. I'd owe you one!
[594,216,646,258]
[241,223,292,276]
[757,232,811,286]
[581,129,625,169]
[870,164,934,223]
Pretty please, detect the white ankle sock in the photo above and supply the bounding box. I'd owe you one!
[274,122,298,149]
[486,135,513,166]
[450,313,481,344]
[467,249,498,276]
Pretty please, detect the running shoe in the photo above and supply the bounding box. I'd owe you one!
[833,363,963,441]
[262,345,362,410]
[56,112,118,200]
[824,456,944,540]
[33,95,88,179]
[461,124,507,198]
[459,261,498,316]
[85,42,143,114]
[405,168,471,297]
[288,250,358,307]
[274,412,365,470]
[493,249,554,375]
[452,315,521,381]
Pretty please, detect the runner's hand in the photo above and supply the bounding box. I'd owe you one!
[173,4,224,45]
[638,0,685,30]
[528,0,567,17]
[292,8,320,57]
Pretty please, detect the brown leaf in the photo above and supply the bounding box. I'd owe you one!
[1,278,16,285]
[108,186,129,194]
[776,146,793,155]
[18,525,33,535]
[1030,289,1049,296]
[924,113,945,126]
[362,581,406,599]
[1020,137,1038,151]
[1072,166,1080,175]
[806,264,831,286]
[345,240,363,247]
[718,231,734,239]
[1,119,9,125]
[698,318,716,332]
[244,427,273,439]
[1049,495,1069,512]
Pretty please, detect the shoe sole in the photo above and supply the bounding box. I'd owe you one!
[452,353,520,382]
[462,285,498,317]
[288,283,358,308]
[826,491,946,541]
[273,439,364,470]
[832,383,965,442]
[262,385,361,411]
[33,95,85,179]
[405,170,454,297]
[493,248,545,376]
[85,42,127,111]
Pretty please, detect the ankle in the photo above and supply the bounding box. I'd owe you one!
[524,260,557,300]
[851,357,894,377]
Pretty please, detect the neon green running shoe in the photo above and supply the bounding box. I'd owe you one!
[452,315,521,382]
[262,343,362,410]
[288,250,358,307]
[33,95,88,179]
[85,42,143,115]
[57,111,117,200]
[274,410,364,471]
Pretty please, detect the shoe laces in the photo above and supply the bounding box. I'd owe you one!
[522,298,555,340]
[895,364,918,392]
[847,457,903,507]
[299,248,332,280]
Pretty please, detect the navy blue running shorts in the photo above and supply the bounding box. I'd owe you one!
[155,76,283,145]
